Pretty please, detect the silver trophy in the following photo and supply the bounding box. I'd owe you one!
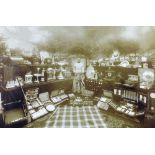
[34,68,41,83]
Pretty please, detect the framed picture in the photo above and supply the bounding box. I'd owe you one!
[128,75,138,82]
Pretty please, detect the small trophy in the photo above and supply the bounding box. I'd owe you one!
[34,68,41,83]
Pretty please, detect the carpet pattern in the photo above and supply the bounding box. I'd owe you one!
[45,105,107,128]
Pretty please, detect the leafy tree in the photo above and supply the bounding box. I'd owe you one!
[106,39,140,55]
[0,36,7,56]
[10,48,23,56]
[67,43,92,66]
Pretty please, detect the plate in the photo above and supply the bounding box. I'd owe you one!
[46,104,55,112]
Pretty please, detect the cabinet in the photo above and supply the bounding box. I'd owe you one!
[148,87,155,113]
[0,62,73,127]
[1,79,73,103]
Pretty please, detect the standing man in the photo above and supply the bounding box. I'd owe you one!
[73,58,85,94]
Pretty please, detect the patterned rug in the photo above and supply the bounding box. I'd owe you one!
[45,105,107,128]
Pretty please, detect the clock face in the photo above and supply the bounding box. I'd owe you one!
[150,93,155,98]
[143,71,154,81]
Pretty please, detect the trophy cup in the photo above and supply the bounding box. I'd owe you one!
[34,68,42,83]
[57,62,65,80]
[40,51,50,65]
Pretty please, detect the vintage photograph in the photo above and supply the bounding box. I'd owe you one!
[0,26,155,128]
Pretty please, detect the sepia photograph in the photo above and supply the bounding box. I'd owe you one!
[1,1,155,155]
[0,26,155,128]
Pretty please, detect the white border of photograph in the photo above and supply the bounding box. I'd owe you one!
[0,0,155,155]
